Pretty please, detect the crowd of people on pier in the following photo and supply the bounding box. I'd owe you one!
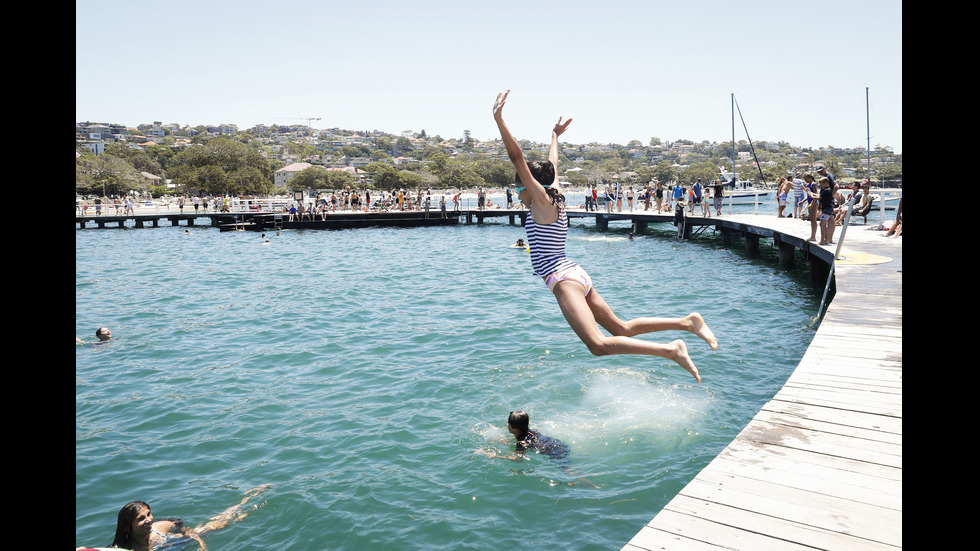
[283,186,459,221]
[772,165,901,243]
[77,170,900,241]
[578,179,722,218]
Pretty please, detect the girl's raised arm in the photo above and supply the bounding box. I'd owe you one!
[493,90,535,190]
[549,116,572,169]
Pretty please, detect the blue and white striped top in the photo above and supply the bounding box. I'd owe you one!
[525,202,577,277]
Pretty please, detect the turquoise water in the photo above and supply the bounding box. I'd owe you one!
[76,216,819,550]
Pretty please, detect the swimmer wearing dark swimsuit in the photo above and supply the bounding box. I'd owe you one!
[517,429,571,467]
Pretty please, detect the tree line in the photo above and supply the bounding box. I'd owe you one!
[76,132,901,198]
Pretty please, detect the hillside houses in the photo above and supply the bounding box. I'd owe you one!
[77,120,900,189]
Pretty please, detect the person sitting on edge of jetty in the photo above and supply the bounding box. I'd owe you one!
[90,485,271,551]
[476,411,597,488]
[492,90,717,383]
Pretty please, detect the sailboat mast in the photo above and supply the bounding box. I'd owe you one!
[731,93,735,178]
[866,87,872,184]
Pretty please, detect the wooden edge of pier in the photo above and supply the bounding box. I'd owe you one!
[620,214,902,551]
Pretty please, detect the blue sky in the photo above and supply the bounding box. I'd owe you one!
[76,0,902,153]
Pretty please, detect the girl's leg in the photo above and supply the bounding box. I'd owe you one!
[584,287,717,350]
[191,485,271,537]
[552,282,704,382]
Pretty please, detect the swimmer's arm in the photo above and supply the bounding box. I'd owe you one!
[476,449,525,462]
[180,526,208,549]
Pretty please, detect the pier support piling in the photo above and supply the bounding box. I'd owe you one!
[776,236,795,267]
[721,228,735,246]
[745,233,760,256]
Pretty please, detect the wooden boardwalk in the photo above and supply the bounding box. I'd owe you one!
[621,214,902,550]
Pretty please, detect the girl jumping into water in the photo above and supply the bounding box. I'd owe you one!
[492,90,718,382]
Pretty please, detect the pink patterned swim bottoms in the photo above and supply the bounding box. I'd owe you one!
[544,265,593,295]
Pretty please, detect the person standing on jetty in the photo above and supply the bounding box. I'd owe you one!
[493,90,717,382]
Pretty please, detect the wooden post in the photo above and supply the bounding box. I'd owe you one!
[776,235,794,267]
[809,254,830,288]
[745,233,760,255]
[721,228,734,246]
[633,219,647,235]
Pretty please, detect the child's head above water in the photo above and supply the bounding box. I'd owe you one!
[507,410,530,437]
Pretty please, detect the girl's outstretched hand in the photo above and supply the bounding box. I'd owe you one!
[493,90,510,120]
[553,116,572,137]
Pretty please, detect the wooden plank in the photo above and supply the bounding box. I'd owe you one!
[675,471,901,547]
[750,408,901,446]
[760,401,902,436]
[658,495,899,551]
[732,419,901,468]
[627,510,823,551]
[769,386,901,418]
[711,439,902,497]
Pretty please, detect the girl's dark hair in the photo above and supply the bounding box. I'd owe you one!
[110,501,150,548]
[508,410,530,433]
[516,161,564,205]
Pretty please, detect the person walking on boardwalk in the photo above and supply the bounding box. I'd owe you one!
[493,90,717,382]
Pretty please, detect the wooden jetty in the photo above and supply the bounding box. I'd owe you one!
[74,210,461,231]
[621,214,902,550]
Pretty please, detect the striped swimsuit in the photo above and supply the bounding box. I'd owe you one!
[526,203,592,294]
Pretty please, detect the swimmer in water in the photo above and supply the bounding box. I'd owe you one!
[493,90,717,382]
[477,411,597,488]
[78,327,111,345]
[104,485,270,551]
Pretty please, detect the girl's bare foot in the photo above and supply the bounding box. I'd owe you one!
[687,312,718,351]
[668,339,700,383]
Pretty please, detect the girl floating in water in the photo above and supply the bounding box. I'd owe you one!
[96,485,270,551]
[492,90,717,382]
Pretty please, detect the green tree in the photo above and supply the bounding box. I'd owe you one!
[104,143,171,178]
[76,152,144,196]
[365,161,403,190]
[169,137,273,195]
[652,160,679,184]
[679,161,718,184]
